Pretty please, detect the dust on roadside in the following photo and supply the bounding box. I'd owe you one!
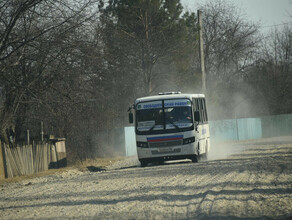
[1,136,292,185]
[0,156,125,186]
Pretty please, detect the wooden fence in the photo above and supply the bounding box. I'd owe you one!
[0,141,5,179]
[0,140,66,179]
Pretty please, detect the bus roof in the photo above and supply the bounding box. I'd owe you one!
[135,93,205,104]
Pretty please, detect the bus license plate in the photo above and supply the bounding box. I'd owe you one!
[159,148,172,153]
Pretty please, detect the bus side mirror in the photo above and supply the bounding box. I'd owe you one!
[194,111,200,122]
[129,112,133,124]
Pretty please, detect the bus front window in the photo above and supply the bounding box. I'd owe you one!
[165,106,193,129]
[136,99,193,133]
[164,99,193,129]
[136,101,163,132]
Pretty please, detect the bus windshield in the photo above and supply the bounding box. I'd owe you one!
[136,99,193,133]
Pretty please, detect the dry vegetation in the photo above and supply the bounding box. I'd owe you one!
[0,157,124,185]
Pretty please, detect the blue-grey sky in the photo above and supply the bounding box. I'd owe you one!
[181,0,292,29]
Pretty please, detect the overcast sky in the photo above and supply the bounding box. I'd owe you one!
[181,0,292,30]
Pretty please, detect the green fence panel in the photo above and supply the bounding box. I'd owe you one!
[209,119,238,141]
[210,118,262,141]
[261,114,292,138]
[237,118,262,140]
[124,126,137,156]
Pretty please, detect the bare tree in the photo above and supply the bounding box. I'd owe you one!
[248,25,292,115]
[0,0,43,62]
[197,0,260,119]
[0,0,98,143]
[201,0,260,88]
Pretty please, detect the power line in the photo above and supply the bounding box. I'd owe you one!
[260,22,292,29]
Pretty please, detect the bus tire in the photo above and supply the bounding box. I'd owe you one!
[191,155,198,163]
[140,160,147,167]
[158,160,164,165]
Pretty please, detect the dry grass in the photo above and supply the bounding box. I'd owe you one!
[0,156,125,185]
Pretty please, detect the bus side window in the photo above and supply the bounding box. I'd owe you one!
[203,99,208,122]
[193,98,200,123]
[200,99,206,123]
[197,99,200,121]
[196,98,202,124]
[194,98,198,111]
[194,98,207,124]
[197,98,202,123]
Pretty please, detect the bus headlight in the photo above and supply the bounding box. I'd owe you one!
[136,142,148,148]
[183,137,195,145]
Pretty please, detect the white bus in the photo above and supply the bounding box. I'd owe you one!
[128,92,210,167]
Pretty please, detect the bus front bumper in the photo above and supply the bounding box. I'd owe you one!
[137,143,197,160]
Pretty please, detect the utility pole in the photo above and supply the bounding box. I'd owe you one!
[40,121,44,142]
[197,10,206,91]
[27,129,30,146]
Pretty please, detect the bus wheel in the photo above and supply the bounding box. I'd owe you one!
[191,155,198,163]
[158,160,164,165]
[140,160,147,167]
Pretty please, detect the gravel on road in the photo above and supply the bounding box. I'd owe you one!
[0,139,292,219]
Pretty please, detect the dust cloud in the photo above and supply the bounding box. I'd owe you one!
[207,140,247,161]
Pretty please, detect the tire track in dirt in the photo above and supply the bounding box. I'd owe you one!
[0,142,291,219]
[185,171,223,218]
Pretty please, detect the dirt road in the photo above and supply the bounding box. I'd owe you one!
[1,139,292,219]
